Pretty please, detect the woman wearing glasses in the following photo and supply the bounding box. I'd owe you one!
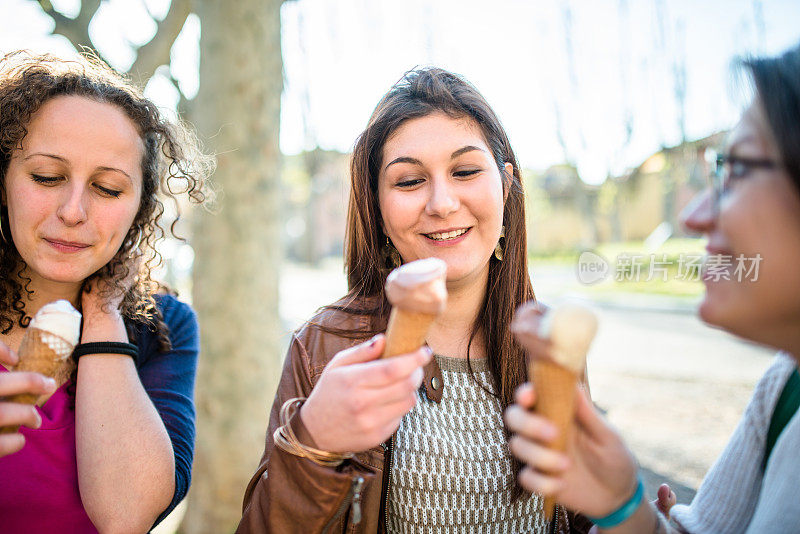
[505,43,800,533]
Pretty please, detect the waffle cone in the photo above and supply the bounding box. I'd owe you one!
[530,359,579,520]
[382,308,437,358]
[0,327,75,434]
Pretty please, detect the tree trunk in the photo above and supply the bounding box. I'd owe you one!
[182,1,283,532]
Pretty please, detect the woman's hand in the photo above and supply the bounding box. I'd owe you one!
[80,272,130,343]
[300,334,431,454]
[0,342,56,457]
[654,484,677,519]
[509,300,638,517]
[504,382,639,518]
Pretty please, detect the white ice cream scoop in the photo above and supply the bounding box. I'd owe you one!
[29,299,82,347]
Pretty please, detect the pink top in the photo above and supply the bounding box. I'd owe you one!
[0,366,97,533]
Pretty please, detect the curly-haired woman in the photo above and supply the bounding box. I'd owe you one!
[0,51,213,533]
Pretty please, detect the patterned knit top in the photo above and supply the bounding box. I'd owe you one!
[387,354,548,533]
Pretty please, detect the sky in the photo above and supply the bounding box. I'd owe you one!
[2,0,800,184]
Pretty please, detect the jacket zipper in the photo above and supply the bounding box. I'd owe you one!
[322,475,365,533]
[382,438,394,533]
[549,503,560,534]
[349,476,364,525]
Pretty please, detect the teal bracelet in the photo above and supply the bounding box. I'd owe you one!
[587,476,644,529]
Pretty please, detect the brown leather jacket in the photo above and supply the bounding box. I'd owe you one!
[237,303,593,534]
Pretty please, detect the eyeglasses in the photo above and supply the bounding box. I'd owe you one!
[708,153,779,215]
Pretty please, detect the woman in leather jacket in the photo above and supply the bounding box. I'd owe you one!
[239,67,592,534]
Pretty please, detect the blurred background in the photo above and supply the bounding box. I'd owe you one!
[2,0,799,532]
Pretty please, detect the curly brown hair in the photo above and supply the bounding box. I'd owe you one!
[0,50,214,350]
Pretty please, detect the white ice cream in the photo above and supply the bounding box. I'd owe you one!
[538,300,597,373]
[29,300,82,347]
[385,258,448,315]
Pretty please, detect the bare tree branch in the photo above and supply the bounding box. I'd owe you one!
[127,0,192,87]
[36,0,104,58]
[36,0,191,95]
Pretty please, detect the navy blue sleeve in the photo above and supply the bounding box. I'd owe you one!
[133,294,199,526]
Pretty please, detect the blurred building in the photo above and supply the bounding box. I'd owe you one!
[282,149,350,264]
[525,131,726,254]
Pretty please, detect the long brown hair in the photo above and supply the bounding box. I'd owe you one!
[323,67,535,498]
[0,50,214,349]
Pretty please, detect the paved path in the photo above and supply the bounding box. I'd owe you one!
[588,307,771,503]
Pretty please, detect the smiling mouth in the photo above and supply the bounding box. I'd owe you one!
[45,238,91,251]
[424,228,470,241]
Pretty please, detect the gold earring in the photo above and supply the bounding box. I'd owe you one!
[0,208,7,244]
[382,237,402,269]
[494,226,505,261]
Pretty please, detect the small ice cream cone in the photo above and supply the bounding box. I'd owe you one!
[0,300,81,434]
[383,258,447,358]
[383,308,438,358]
[12,328,74,395]
[512,299,598,521]
[530,359,578,520]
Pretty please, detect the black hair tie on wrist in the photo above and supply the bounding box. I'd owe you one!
[73,342,139,361]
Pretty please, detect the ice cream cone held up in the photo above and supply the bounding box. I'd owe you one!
[512,300,598,520]
[383,258,447,358]
[0,300,81,434]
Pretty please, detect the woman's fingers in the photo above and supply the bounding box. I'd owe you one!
[511,302,554,357]
[0,433,25,457]
[356,347,431,388]
[508,435,570,473]
[573,385,610,441]
[382,394,420,421]
[302,341,430,453]
[0,372,51,457]
[514,382,537,408]
[0,401,42,430]
[328,335,386,369]
[517,465,563,496]
[513,332,553,361]
[0,372,56,398]
[358,368,423,408]
[0,373,53,435]
[504,404,558,443]
[378,417,405,443]
[655,484,677,517]
[0,341,17,367]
